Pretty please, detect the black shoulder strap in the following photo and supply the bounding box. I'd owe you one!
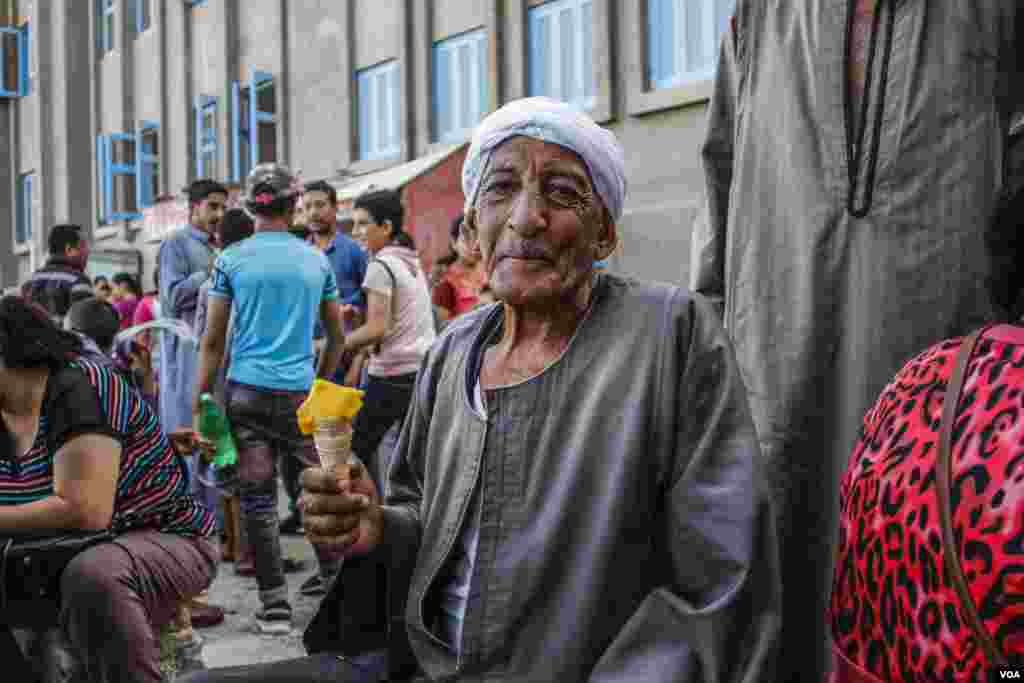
[936,327,1007,668]
[370,258,398,354]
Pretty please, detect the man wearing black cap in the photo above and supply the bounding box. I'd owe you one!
[193,164,346,635]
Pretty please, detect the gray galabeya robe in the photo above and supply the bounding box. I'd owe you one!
[305,274,781,681]
[692,1,1024,679]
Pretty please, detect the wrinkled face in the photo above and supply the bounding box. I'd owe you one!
[468,136,615,309]
[192,192,227,234]
[304,191,337,234]
[353,207,392,255]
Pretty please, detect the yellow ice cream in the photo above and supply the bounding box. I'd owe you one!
[297,379,365,435]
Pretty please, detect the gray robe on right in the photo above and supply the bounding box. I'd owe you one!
[692,2,1024,680]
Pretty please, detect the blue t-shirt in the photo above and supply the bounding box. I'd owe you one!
[210,231,339,391]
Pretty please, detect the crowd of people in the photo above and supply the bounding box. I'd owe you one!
[2,2,1024,681]
[3,146,491,682]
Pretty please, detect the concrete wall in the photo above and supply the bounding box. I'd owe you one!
[354,0,401,70]
[288,1,353,179]
[433,0,488,41]
[167,0,190,191]
[0,0,717,290]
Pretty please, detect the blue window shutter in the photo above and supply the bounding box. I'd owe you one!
[231,81,241,182]
[25,174,32,240]
[102,135,113,223]
[357,71,370,160]
[20,23,29,96]
[477,34,488,124]
[0,26,27,98]
[194,99,202,177]
[135,126,144,211]
[251,72,269,167]
[15,175,24,243]
[249,74,257,169]
[390,65,400,155]
[96,134,104,224]
[434,45,450,142]
[581,1,594,101]
[528,10,543,97]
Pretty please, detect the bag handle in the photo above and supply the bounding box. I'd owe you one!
[369,257,398,355]
[936,327,1008,667]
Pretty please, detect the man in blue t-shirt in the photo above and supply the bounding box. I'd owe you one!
[193,163,345,635]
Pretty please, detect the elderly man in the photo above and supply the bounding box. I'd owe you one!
[183,98,781,682]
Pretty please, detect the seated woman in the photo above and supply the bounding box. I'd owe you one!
[0,296,218,683]
[828,187,1024,680]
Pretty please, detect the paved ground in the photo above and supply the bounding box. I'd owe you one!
[189,427,398,676]
[191,518,320,671]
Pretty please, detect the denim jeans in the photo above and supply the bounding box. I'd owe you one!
[351,373,417,492]
[225,381,332,607]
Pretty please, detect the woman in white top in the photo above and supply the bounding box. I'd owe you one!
[342,189,436,489]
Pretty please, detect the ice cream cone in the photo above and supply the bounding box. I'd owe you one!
[313,416,353,470]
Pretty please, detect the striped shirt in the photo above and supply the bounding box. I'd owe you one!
[0,357,215,537]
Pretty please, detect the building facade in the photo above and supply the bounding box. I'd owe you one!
[0,0,731,289]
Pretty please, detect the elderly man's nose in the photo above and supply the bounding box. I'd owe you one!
[507,188,546,235]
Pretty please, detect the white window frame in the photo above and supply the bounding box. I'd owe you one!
[433,29,488,144]
[527,0,595,111]
[647,0,734,91]
[357,60,401,162]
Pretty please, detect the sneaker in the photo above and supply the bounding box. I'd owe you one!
[279,512,304,536]
[299,573,328,597]
[255,601,292,635]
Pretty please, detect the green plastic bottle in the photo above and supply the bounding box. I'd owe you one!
[197,393,239,488]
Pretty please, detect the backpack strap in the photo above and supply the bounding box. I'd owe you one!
[936,326,1007,668]
[369,257,398,355]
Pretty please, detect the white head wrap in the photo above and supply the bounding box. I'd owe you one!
[462,97,627,222]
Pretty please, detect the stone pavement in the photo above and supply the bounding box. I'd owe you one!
[192,488,320,672]
[192,427,398,675]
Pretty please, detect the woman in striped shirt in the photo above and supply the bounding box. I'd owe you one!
[0,295,217,683]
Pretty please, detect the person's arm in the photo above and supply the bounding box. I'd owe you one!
[159,237,208,318]
[0,372,123,533]
[588,294,781,682]
[343,290,390,353]
[193,280,211,339]
[0,435,122,532]
[344,350,368,387]
[690,12,744,316]
[317,299,345,380]
[193,294,230,417]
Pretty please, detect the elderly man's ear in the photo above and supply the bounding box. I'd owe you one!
[593,211,618,262]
